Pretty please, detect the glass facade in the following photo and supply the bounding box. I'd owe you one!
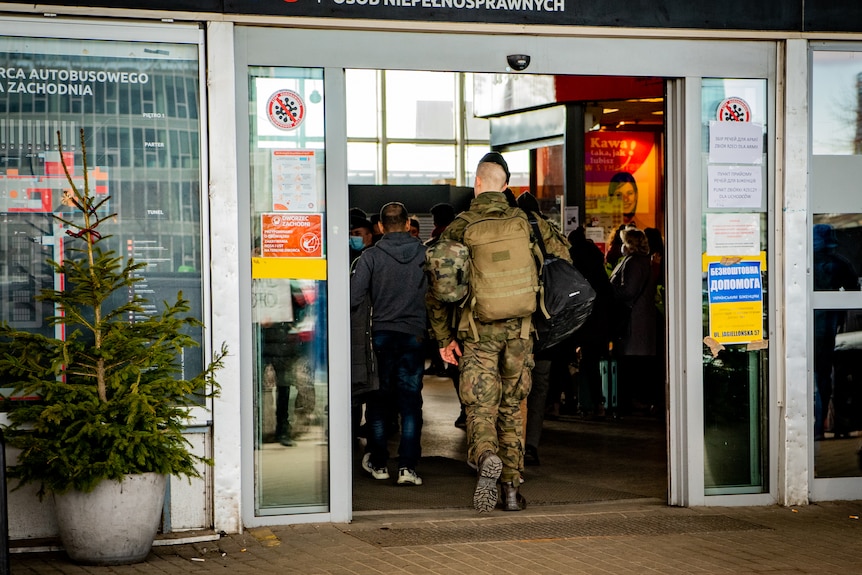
[247,67,330,513]
[700,79,769,494]
[811,50,862,479]
[345,70,494,186]
[0,35,206,390]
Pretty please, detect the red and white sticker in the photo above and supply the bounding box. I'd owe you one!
[716,97,751,122]
[266,89,306,130]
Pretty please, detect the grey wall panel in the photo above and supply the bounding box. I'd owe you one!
[811,156,862,213]
[240,28,775,80]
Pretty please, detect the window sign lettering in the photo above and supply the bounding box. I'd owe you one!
[0,36,204,387]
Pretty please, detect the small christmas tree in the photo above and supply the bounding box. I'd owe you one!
[0,129,226,498]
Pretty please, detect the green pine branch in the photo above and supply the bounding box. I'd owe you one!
[0,128,227,498]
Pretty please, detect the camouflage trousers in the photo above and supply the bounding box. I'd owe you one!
[459,336,534,483]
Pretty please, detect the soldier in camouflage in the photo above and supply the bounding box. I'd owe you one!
[426,152,571,512]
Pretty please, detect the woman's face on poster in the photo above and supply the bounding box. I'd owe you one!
[617,182,637,215]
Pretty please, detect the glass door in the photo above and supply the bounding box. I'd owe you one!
[231,26,778,519]
[810,46,862,500]
[247,67,329,514]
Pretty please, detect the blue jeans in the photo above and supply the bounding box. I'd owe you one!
[366,330,425,470]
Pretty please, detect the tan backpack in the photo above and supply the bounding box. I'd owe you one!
[458,208,541,326]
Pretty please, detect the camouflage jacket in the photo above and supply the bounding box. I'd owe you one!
[426,191,571,346]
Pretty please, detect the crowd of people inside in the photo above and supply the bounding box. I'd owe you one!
[347,158,666,512]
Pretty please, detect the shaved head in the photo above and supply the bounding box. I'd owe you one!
[475,161,508,194]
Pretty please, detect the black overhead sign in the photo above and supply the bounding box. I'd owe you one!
[11,0,862,33]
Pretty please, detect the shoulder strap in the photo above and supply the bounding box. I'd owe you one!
[528,216,548,259]
[528,215,551,321]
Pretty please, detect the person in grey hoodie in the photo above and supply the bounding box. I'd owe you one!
[350,201,428,486]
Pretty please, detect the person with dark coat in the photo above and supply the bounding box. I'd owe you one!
[351,202,429,486]
[516,191,572,465]
[350,210,378,446]
[644,227,666,417]
[609,227,657,414]
[568,226,614,417]
[349,212,374,264]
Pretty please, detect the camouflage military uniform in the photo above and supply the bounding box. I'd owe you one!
[427,191,571,483]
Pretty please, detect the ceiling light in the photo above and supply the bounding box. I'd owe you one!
[603,108,619,114]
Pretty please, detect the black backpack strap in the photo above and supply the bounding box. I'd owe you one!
[527,214,551,321]
[528,215,548,258]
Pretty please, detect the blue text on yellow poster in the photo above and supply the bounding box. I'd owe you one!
[707,261,764,344]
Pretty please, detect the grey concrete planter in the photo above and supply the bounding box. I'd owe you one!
[52,473,167,565]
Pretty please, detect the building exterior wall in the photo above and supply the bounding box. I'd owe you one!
[0,0,854,540]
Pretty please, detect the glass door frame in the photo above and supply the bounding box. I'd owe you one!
[808,40,862,502]
[229,25,779,523]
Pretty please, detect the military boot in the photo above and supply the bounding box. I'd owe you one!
[473,450,502,513]
[499,481,527,511]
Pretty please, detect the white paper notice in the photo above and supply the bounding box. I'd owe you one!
[585,226,605,245]
[564,206,579,235]
[709,121,763,165]
[271,149,317,212]
[707,165,763,209]
[706,213,761,256]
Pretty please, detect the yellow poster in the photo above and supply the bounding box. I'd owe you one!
[706,260,764,344]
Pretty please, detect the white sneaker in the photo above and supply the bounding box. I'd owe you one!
[361,453,389,480]
[396,468,423,486]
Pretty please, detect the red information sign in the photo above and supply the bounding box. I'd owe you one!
[261,213,323,258]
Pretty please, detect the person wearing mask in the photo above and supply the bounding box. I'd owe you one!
[349,212,374,264]
[349,211,377,447]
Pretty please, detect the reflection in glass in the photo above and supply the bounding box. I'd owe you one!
[700,78,769,494]
[814,308,862,478]
[253,279,329,507]
[812,51,862,156]
[703,347,767,491]
[0,37,206,390]
[812,215,862,292]
[249,67,329,513]
[812,215,862,477]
